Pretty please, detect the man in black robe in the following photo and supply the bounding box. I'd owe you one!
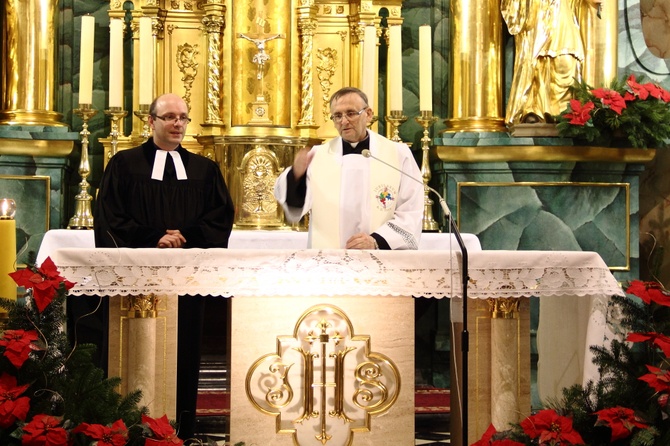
[93,93,235,440]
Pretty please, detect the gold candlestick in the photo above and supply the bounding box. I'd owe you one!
[68,104,98,229]
[415,110,439,232]
[104,107,128,160]
[134,104,151,142]
[386,110,407,142]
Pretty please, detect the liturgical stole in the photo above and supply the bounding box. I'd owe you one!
[309,137,401,248]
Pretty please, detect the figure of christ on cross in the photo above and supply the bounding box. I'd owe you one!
[237,32,285,81]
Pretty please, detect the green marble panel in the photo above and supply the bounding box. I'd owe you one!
[432,159,642,279]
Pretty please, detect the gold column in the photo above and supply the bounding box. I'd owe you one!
[296,2,319,129]
[579,0,618,88]
[444,0,506,132]
[0,0,64,125]
[201,1,226,128]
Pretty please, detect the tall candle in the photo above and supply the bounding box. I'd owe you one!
[0,199,16,301]
[389,25,403,111]
[138,17,153,105]
[419,25,432,111]
[109,18,124,108]
[78,16,95,105]
[362,25,377,106]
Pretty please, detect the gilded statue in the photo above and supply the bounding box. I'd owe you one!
[501,0,602,125]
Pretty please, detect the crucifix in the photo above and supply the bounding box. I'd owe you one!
[237,29,285,125]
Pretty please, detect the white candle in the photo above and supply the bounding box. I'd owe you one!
[419,25,432,111]
[362,25,377,106]
[138,17,153,105]
[389,25,403,111]
[78,16,95,105]
[109,18,124,108]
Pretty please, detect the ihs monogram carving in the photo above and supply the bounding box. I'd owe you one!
[246,305,400,446]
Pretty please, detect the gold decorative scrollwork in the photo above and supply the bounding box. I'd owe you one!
[176,43,199,111]
[240,146,279,215]
[126,294,159,318]
[245,304,400,446]
[317,48,337,121]
[487,297,521,319]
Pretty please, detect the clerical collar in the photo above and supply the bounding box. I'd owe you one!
[151,148,188,181]
[342,135,370,155]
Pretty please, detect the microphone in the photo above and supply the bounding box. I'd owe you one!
[361,149,451,217]
[362,147,470,446]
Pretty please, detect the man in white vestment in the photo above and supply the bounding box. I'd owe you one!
[274,87,423,249]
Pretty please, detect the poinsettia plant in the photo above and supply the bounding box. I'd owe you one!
[556,74,670,149]
[472,279,670,445]
[0,254,197,445]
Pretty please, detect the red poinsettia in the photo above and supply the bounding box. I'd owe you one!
[591,88,627,115]
[594,406,649,442]
[519,409,584,445]
[72,419,128,446]
[626,280,670,307]
[9,256,75,313]
[0,329,40,368]
[21,414,68,446]
[562,99,595,125]
[142,414,183,445]
[639,364,670,393]
[624,74,649,100]
[643,82,670,102]
[627,331,670,356]
[0,373,30,428]
[472,423,525,446]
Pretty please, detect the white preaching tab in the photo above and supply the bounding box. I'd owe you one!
[151,150,188,181]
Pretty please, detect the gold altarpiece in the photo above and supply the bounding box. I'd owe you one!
[102,0,402,229]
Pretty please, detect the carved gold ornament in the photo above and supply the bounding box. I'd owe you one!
[246,304,400,446]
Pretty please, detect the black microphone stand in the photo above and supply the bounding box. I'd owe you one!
[360,149,470,442]
[432,194,469,446]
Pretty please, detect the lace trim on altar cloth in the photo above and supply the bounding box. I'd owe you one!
[52,248,624,299]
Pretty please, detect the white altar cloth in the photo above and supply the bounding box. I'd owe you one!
[51,248,622,300]
[36,229,481,266]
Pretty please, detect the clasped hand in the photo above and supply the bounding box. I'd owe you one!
[157,229,186,248]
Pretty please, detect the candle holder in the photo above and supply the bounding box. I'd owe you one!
[69,104,98,229]
[104,107,128,160]
[415,110,440,232]
[386,110,407,142]
[134,104,151,141]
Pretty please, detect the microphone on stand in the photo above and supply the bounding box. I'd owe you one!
[361,148,470,445]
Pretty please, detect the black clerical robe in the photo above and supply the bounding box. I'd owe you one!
[92,138,234,439]
[94,139,234,248]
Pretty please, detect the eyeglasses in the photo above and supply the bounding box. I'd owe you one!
[330,107,368,123]
[153,114,192,124]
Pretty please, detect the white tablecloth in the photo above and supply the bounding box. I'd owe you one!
[36,229,482,266]
[50,248,621,300]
